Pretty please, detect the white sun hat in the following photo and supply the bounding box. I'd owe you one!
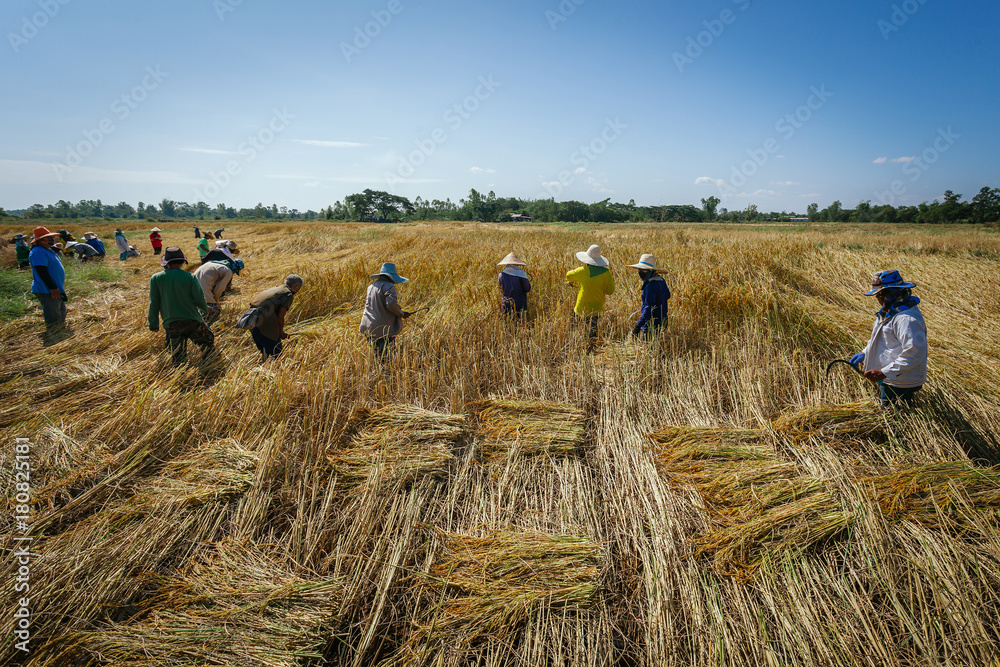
[150,227,161,232]
[626,254,662,272]
[575,244,609,267]
[497,252,527,266]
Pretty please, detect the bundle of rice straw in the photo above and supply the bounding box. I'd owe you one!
[398,529,603,664]
[859,462,1000,529]
[40,539,342,667]
[328,404,466,492]
[468,397,586,460]
[772,401,888,445]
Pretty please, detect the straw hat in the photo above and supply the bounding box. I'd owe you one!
[626,254,662,272]
[82,231,97,239]
[864,269,916,295]
[32,226,60,242]
[370,262,408,283]
[161,247,187,267]
[497,252,526,266]
[575,244,609,267]
[150,227,161,232]
[12,233,25,241]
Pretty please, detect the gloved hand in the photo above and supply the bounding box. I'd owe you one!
[849,352,865,367]
[631,326,641,338]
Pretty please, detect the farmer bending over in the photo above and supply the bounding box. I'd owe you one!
[248,275,302,361]
[359,262,411,362]
[849,270,927,407]
[497,252,531,317]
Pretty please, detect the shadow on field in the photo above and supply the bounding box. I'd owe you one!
[922,388,1000,466]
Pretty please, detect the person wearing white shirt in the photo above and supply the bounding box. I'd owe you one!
[849,270,927,406]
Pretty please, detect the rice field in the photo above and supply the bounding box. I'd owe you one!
[2,220,1000,666]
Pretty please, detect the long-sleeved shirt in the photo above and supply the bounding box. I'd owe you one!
[498,269,531,313]
[15,239,29,263]
[566,265,615,316]
[114,233,129,253]
[197,237,210,258]
[149,232,163,248]
[193,262,233,305]
[862,304,927,388]
[85,238,106,255]
[635,275,670,331]
[30,245,65,294]
[359,278,403,339]
[249,285,295,341]
[148,268,208,329]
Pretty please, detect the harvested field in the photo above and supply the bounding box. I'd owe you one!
[2,221,1000,665]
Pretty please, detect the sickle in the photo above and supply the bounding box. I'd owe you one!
[825,359,864,377]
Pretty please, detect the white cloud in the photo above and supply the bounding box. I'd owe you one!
[0,159,202,185]
[769,180,799,186]
[573,167,587,175]
[267,173,442,184]
[873,156,888,164]
[891,156,914,163]
[775,155,785,158]
[469,166,484,173]
[752,189,778,197]
[799,193,821,198]
[303,182,320,187]
[180,147,237,155]
[695,176,724,187]
[293,140,369,148]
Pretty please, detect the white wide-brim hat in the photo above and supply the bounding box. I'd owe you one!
[497,251,526,266]
[626,254,662,272]
[150,227,161,232]
[576,244,609,267]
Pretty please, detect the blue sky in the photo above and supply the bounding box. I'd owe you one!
[2,0,998,213]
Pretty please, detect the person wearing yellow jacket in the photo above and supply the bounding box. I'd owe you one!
[566,244,615,350]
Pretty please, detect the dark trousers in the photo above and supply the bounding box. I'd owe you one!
[879,382,921,407]
[153,246,162,255]
[251,328,283,360]
[34,292,67,328]
[164,319,215,365]
[576,315,599,351]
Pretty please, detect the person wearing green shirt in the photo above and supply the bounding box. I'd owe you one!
[148,247,215,365]
[566,244,615,350]
[197,232,211,260]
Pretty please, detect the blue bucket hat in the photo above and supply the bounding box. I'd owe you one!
[864,269,916,295]
[371,262,408,284]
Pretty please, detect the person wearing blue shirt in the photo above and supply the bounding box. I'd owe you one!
[82,231,106,258]
[29,226,68,341]
[626,253,670,338]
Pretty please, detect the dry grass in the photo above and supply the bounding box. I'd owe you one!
[2,220,1000,666]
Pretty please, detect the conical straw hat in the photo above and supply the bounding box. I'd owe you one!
[497,252,526,266]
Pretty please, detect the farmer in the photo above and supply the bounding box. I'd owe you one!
[566,244,615,349]
[114,229,129,261]
[849,270,928,407]
[65,241,100,263]
[11,233,30,269]
[57,229,76,245]
[29,227,68,341]
[126,244,142,259]
[193,224,200,239]
[626,254,671,338]
[193,261,233,324]
[359,262,411,362]
[82,232,106,259]
[247,275,302,361]
[497,252,531,317]
[149,227,163,255]
[197,231,211,261]
[213,227,225,239]
[148,247,215,365]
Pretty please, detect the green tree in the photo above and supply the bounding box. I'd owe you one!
[701,195,720,221]
[971,186,1000,223]
[807,202,818,221]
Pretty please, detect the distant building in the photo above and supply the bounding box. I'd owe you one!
[790,217,809,222]
[510,214,532,222]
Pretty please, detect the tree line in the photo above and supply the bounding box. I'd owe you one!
[4,187,999,224]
